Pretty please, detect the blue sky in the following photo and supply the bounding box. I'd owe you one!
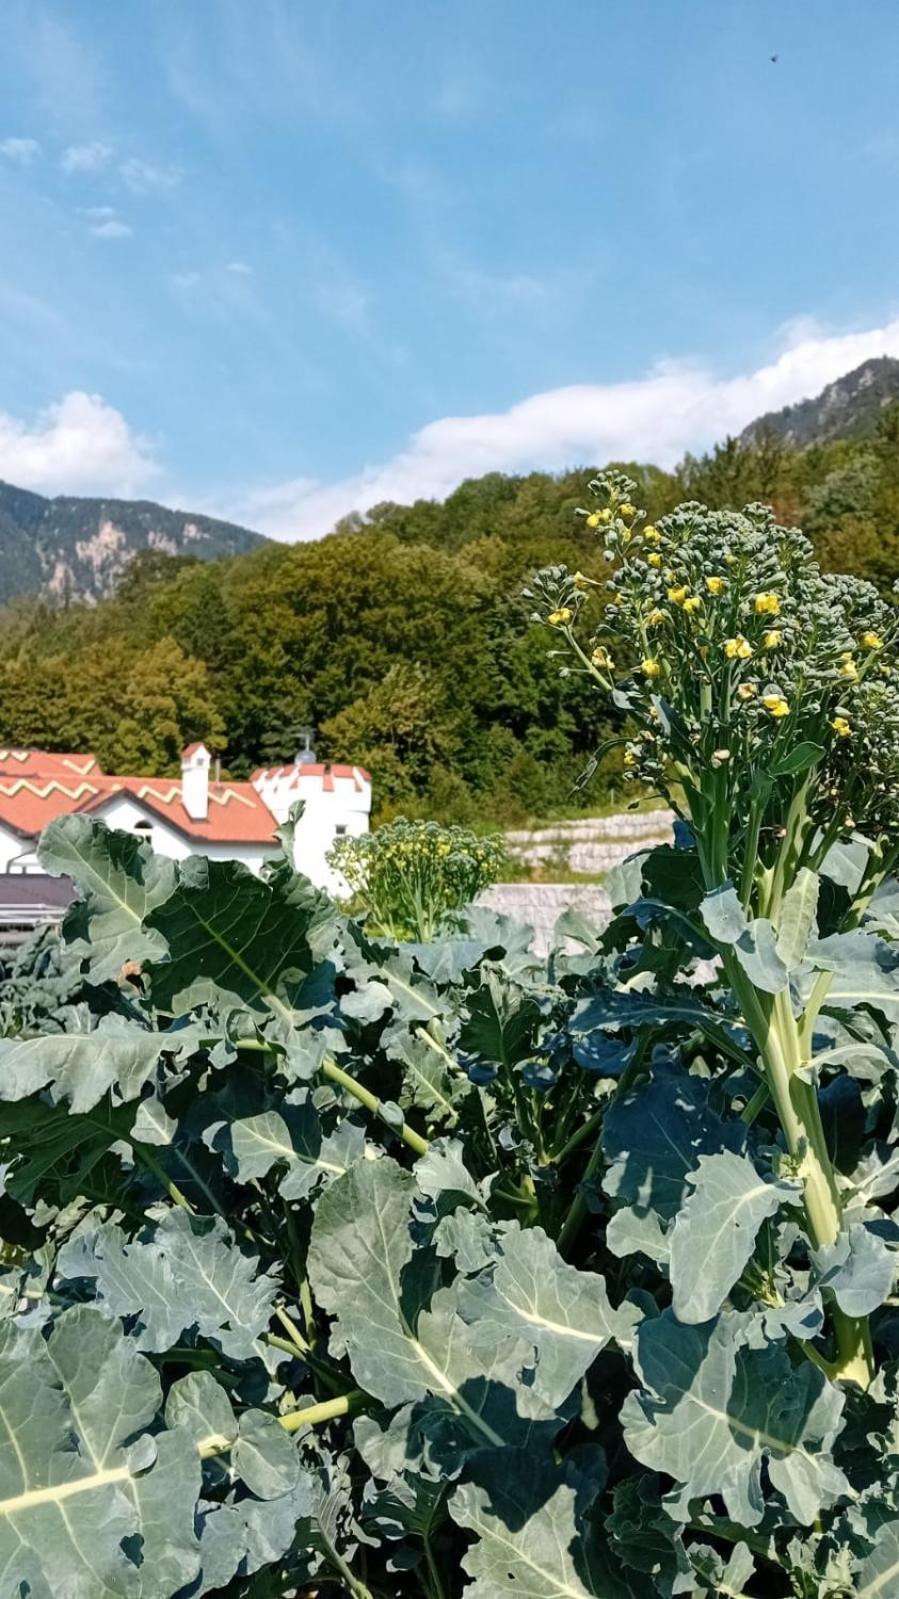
[1,0,899,537]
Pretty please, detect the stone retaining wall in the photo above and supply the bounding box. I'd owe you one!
[477,882,612,955]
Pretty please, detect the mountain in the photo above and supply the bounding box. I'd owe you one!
[739,356,899,449]
[0,482,266,606]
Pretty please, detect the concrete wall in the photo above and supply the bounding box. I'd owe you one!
[477,882,612,956]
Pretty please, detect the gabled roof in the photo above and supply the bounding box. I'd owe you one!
[0,750,278,846]
[0,748,100,778]
[78,779,278,845]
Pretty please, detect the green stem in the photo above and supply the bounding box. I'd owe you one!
[423,1530,447,1599]
[740,1079,770,1126]
[727,960,873,1386]
[739,795,765,910]
[275,1304,310,1354]
[197,1391,363,1460]
[552,1104,605,1164]
[556,1136,604,1258]
[131,1144,194,1211]
[321,1057,429,1157]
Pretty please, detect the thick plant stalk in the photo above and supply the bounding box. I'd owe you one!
[727,959,873,1386]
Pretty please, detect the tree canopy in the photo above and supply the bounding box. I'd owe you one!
[0,417,896,821]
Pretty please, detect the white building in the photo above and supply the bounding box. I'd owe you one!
[0,745,371,892]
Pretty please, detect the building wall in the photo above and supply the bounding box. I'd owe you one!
[92,794,278,878]
[254,767,372,895]
[0,823,36,873]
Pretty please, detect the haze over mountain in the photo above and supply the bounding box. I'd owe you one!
[0,483,265,606]
[0,356,897,607]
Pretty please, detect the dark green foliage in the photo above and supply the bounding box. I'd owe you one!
[1,376,897,815]
[0,806,896,1595]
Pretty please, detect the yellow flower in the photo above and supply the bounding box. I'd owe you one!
[724,635,753,660]
[754,592,781,616]
[831,716,852,738]
[839,656,858,681]
[643,525,662,544]
[736,682,757,701]
[585,511,601,529]
[683,595,702,615]
[705,576,726,595]
[762,694,790,718]
[547,607,572,626]
[620,502,636,519]
[647,551,663,568]
[667,585,688,605]
[645,607,667,627]
[641,657,662,678]
[861,631,884,650]
[591,645,614,669]
[762,630,783,650]
[573,571,596,590]
[623,750,637,769]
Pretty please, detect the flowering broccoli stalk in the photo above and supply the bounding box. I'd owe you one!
[529,471,899,1386]
[329,819,506,943]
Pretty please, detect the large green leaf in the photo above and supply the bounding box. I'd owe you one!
[807,931,899,1025]
[39,815,176,981]
[0,1024,162,1113]
[226,1102,361,1201]
[449,1450,640,1597]
[459,971,541,1065]
[308,1157,551,1446]
[621,1311,849,1527]
[857,1519,899,1597]
[459,1225,639,1405]
[812,1223,896,1318]
[669,1152,795,1323]
[700,886,788,993]
[603,1069,744,1262]
[0,1306,200,1597]
[145,854,338,1020]
[58,1211,279,1359]
[776,868,820,970]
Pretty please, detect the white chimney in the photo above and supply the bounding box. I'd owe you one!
[181,742,210,821]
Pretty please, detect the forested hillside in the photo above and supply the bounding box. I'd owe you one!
[1,398,898,823]
[0,480,264,605]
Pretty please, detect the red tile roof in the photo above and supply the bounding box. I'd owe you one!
[252,761,370,792]
[0,749,100,778]
[0,751,277,845]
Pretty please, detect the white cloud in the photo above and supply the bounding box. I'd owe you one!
[90,217,132,239]
[225,314,899,540]
[119,156,181,194]
[61,140,113,174]
[0,392,157,497]
[0,136,41,165]
[226,259,253,275]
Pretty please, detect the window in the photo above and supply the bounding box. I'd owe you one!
[334,823,348,836]
[134,819,152,833]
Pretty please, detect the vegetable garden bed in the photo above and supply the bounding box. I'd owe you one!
[0,480,897,1597]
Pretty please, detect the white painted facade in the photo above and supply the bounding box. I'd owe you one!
[252,762,372,894]
[0,745,372,891]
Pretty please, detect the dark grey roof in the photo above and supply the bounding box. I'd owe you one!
[0,873,74,927]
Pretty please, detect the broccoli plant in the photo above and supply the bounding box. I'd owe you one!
[529,472,899,1390]
[0,479,897,1596]
[328,818,506,942]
